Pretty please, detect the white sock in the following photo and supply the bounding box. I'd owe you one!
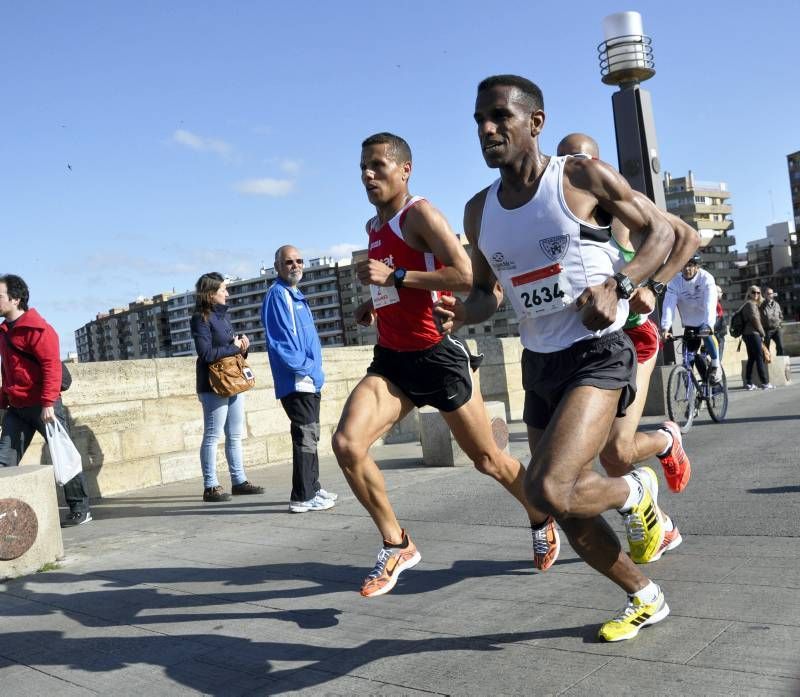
[656,429,673,458]
[662,515,674,531]
[619,473,643,512]
[633,581,660,604]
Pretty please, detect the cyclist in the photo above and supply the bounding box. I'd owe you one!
[661,255,722,383]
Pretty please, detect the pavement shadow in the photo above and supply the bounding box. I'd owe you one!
[88,498,290,520]
[747,485,800,494]
[0,625,598,695]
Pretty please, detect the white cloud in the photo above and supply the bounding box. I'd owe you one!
[325,243,362,262]
[172,129,233,159]
[234,178,295,197]
[279,158,302,175]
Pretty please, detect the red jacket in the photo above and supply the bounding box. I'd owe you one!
[0,308,62,408]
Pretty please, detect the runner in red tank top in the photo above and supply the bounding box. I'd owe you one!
[332,132,559,599]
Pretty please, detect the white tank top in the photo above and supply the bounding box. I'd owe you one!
[478,155,628,353]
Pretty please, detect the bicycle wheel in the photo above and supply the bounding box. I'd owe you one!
[707,367,729,422]
[666,365,696,433]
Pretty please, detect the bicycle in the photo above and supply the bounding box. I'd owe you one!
[665,328,729,433]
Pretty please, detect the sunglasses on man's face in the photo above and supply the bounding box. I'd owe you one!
[284,258,304,267]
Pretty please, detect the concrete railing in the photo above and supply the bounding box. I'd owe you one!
[9,338,521,498]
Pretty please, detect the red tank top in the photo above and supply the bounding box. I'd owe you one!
[367,196,448,351]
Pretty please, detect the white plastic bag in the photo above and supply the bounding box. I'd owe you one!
[45,420,83,486]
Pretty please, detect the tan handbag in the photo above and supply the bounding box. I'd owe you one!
[208,354,255,397]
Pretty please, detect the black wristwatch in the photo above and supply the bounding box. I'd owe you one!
[612,272,635,300]
[393,267,407,288]
[645,278,667,296]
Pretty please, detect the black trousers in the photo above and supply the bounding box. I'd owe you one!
[743,334,769,386]
[764,329,784,356]
[0,399,90,513]
[280,392,321,502]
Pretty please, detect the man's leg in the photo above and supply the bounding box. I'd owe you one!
[600,353,667,475]
[525,386,652,588]
[0,407,36,467]
[281,392,323,504]
[442,392,547,523]
[442,391,559,570]
[332,375,421,597]
[332,375,413,544]
[599,353,684,560]
[774,329,785,356]
[527,387,669,641]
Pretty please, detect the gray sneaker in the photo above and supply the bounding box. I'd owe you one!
[289,494,335,513]
[61,511,92,528]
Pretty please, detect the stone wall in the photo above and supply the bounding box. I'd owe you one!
[5,328,794,499]
[11,339,518,498]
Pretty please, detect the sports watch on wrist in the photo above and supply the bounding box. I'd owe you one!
[612,272,635,300]
[645,278,667,296]
[393,267,407,288]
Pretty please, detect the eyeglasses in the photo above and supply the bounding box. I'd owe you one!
[284,258,304,267]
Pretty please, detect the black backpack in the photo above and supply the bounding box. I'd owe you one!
[729,306,745,339]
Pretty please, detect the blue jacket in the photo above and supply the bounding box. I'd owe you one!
[262,279,324,399]
[190,305,243,394]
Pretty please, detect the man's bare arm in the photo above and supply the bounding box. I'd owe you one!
[650,211,701,284]
[434,191,502,333]
[356,201,472,292]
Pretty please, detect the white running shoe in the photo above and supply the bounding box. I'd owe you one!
[760,383,775,390]
[317,488,338,501]
[289,494,335,513]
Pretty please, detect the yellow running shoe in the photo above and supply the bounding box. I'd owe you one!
[598,587,670,642]
[623,467,665,564]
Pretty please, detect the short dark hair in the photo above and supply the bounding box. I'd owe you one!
[0,274,29,311]
[194,272,225,320]
[477,74,544,112]
[361,132,412,164]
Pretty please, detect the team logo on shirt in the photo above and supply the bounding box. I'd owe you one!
[539,234,570,262]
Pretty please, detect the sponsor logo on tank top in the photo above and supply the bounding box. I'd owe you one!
[489,251,517,271]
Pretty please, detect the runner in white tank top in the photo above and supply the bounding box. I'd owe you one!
[436,75,676,642]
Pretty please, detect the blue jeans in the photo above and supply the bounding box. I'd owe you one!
[198,391,246,489]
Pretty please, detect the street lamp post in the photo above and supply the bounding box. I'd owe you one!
[598,11,666,210]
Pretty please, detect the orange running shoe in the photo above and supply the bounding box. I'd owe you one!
[360,529,421,598]
[658,421,692,493]
[531,516,560,571]
[646,515,683,563]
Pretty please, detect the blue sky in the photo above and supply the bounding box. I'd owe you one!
[3,1,798,355]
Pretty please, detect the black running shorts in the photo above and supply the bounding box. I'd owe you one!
[367,335,474,412]
[522,330,637,430]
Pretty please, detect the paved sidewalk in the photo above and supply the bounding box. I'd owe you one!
[2,381,799,695]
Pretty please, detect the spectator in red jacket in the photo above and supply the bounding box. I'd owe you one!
[0,274,91,526]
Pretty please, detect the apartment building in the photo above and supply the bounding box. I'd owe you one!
[663,171,738,310]
[75,293,173,363]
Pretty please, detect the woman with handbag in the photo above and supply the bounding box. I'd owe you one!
[191,272,264,501]
[741,285,774,391]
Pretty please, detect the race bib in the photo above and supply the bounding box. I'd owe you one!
[370,284,400,309]
[510,263,574,319]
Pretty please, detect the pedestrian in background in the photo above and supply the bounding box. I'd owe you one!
[741,285,773,391]
[0,274,92,527]
[190,272,264,502]
[760,287,784,356]
[262,246,337,513]
[713,285,727,360]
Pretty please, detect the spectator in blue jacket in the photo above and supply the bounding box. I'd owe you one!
[191,272,264,502]
[262,246,337,513]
